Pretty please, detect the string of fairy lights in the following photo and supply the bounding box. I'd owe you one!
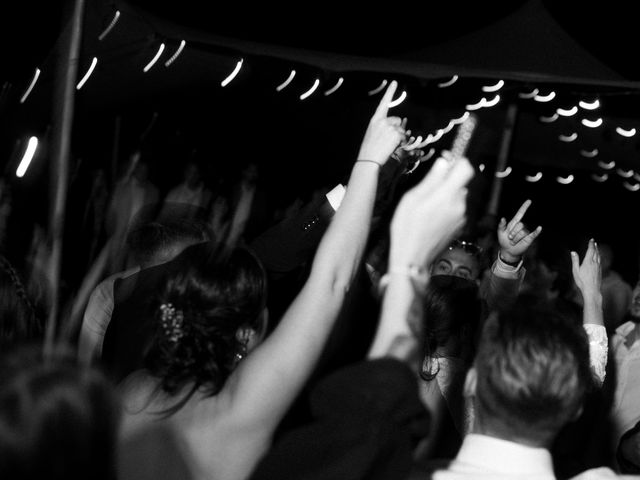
[11,7,640,193]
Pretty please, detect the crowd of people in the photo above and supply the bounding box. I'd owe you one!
[1,80,639,479]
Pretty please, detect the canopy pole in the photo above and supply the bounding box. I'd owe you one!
[44,0,86,356]
[486,102,518,219]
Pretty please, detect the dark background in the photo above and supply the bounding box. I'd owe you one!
[1,0,640,287]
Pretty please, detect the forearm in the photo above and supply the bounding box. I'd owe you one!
[583,291,604,327]
[309,161,379,290]
[481,259,524,312]
[581,291,607,386]
[368,273,425,361]
[223,161,380,425]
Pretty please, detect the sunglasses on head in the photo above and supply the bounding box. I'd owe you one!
[448,239,484,257]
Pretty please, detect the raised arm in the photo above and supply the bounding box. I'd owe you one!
[482,200,542,311]
[368,152,474,361]
[221,81,406,428]
[571,238,607,386]
[496,199,542,266]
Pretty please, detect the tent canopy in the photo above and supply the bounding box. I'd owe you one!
[2,0,640,253]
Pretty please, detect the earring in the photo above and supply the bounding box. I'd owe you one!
[234,338,248,364]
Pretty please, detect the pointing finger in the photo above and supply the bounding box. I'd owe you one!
[373,80,398,119]
[507,199,532,231]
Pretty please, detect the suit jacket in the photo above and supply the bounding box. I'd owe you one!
[250,358,430,480]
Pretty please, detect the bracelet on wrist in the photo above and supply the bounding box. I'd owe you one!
[378,264,429,296]
[498,252,521,267]
[356,159,381,168]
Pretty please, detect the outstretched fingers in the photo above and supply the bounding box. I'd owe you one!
[521,225,542,246]
[586,238,599,263]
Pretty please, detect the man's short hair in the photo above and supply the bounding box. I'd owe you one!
[474,300,593,443]
[126,203,212,267]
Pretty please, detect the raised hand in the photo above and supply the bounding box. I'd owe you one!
[389,152,475,271]
[369,153,474,361]
[571,238,605,384]
[571,238,602,299]
[497,199,542,264]
[357,80,406,166]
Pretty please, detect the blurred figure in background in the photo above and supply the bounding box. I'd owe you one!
[160,160,213,219]
[78,205,211,365]
[599,243,632,333]
[0,178,12,254]
[82,168,111,269]
[105,151,159,274]
[0,347,120,480]
[0,255,42,350]
[610,278,640,473]
[227,162,269,245]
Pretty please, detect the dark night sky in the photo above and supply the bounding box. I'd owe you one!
[1,0,640,283]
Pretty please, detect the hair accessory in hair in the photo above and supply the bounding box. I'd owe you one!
[160,303,184,344]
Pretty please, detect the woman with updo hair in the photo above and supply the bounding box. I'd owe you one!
[117,81,407,480]
[145,245,268,409]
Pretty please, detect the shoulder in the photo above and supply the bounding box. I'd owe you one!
[570,466,638,479]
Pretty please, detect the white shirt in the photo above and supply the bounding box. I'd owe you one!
[78,267,139,364]
[432,434,555,480]
[611,321,640,444]
[431,434,636,480]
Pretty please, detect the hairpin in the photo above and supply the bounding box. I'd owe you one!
[160,303,184,344]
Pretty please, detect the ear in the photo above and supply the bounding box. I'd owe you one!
[236,308,269,352]
[464,366,478,399]
[235,326,253,344]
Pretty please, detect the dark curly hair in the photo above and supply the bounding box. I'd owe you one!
[144,242,267,410]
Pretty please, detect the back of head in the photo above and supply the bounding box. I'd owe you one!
[0,346,119,480]
[144,242,268,402]
[473,299,592,446]
[126,203,212,268]
[0,255,42,349]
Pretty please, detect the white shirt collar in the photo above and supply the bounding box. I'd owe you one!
[452,434,554,477]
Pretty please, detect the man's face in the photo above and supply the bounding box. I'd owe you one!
[431,247,480,281]
[630,282,640,319]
